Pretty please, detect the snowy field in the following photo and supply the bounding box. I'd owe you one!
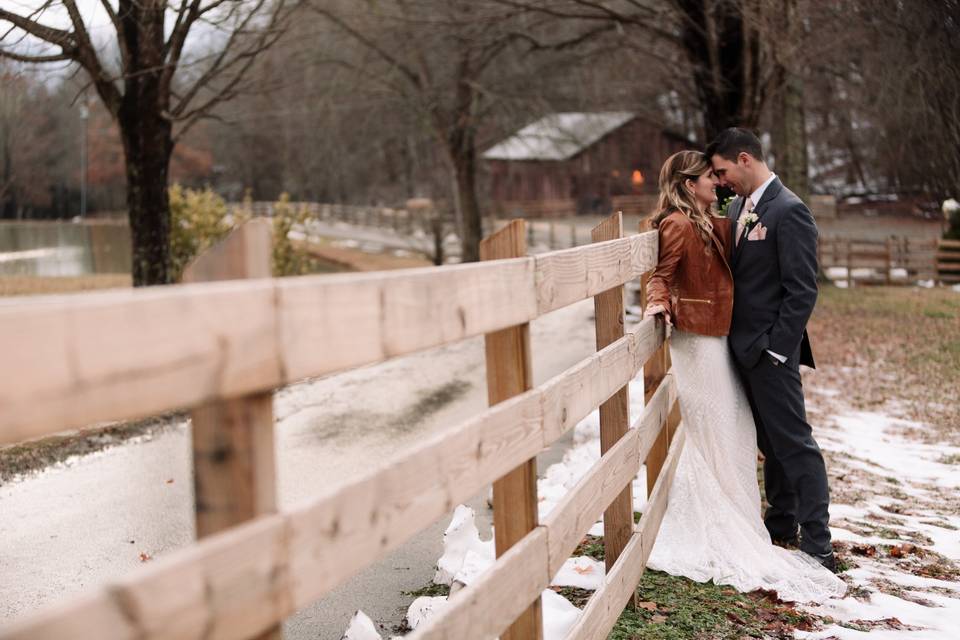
[341,320,960,639]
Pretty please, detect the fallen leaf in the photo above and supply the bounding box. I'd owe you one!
[165,479,174,484]
[852,544,877,557]
[572,565,594,575]
[636,601,658,611]
[139,552,152,562]
[650,615,668,624]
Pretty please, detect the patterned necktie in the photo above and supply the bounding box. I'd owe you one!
[736,197,754,247]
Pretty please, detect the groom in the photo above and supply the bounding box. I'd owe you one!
[706,128,837,572]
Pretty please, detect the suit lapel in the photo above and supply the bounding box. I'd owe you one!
[733,177,783,263]
[751,177,783,222]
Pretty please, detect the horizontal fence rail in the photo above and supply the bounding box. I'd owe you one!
[0,231,658,446]
[0,217,680,640]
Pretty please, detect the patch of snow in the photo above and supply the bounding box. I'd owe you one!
[406,596,449,630]
[434,505,494,586]
[551,555,605,590]
[541,589,582,639]
[339,610,382,640]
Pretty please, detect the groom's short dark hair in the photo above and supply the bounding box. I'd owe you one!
[706,127,764,163]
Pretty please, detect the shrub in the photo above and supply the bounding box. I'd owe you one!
[168,187,317,280]
[169,184,231,281]
[272,193,313,277]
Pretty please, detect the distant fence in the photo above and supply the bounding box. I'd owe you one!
[817,235,959,286]
[0,214,683,640]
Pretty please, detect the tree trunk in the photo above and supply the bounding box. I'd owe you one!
[117,0,173,286]
[773,67,810,202]
[675,0,763,141]
[453,143,482,263]
[121,119,173,286]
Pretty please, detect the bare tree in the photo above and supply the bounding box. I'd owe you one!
[309,0,585,262]
[494,0,776,142]
[0,1,298,284]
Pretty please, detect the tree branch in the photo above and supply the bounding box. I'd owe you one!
[311,4,424,90]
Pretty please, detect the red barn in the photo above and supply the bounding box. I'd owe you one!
[484,112,690,218]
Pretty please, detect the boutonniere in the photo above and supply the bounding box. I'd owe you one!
[740,210,759,228]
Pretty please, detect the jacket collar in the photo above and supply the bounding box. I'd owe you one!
[731,177,783,262]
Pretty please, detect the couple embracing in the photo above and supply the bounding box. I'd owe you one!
[642,128,846,602]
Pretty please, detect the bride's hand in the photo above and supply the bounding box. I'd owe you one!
[643,304,670,324]
[643,304,673,338]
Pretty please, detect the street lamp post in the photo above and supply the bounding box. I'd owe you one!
[79,99,88,219]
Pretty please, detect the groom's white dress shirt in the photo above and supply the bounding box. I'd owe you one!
[742,172,789,365]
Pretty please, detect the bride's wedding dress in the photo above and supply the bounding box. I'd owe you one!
[646,330,847,603]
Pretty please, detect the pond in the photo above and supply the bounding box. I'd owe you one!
[0,221,132,276]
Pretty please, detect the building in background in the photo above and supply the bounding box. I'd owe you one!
[483,112,690,218]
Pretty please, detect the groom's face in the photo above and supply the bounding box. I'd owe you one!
[711,153,750,196]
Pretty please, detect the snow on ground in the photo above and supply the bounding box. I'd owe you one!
[796,384,960,638]
[339,370,960,639]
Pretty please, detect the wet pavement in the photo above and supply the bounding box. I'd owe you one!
[0,298,601,638]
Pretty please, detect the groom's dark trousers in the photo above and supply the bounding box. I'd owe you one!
[727,178,833,558]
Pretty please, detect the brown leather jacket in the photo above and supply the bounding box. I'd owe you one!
[646,211,734,337]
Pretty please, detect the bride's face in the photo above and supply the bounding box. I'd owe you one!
[687,169,719,209]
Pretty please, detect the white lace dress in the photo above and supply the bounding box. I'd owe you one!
[646,330,847,603]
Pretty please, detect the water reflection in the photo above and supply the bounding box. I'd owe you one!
[0,222,131,276]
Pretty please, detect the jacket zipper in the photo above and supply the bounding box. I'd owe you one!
[679,297,713,304]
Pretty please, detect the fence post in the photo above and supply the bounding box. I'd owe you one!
[527,219,534,247]
[182,218,281,640]
[846,239,853,288]
[885,237,893,285]
[640,221,679,497]
[591,213,634,574]
[549,221,556,249]
[570,222,577,248]
[481,219,543,640]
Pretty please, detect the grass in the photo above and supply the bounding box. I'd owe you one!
[608,571,819,639]
[0,274,132,296]
[810,285,960,441]
[401,583,450,598]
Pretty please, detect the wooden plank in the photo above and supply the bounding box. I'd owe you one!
[543,373,676,576]
[185,220,281,639]
[0,334,674,640]
[407,527,550,640]
[542,428,639,576]
[480,219,542,640]
[0,231,659,447]
[0,279,284,446]
[541,317,663,444]
[534,232,657,315]
[0,259,536,446]
[591,212,633,572]
[641,267,672,497]
[287,389,544,609]
[565,424,686,640]
[182,218,274,283]
[0,514,290,640]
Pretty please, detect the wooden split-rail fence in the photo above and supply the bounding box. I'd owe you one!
[817,235,960,286]
[0,213,683,640]
[241,201,960,284]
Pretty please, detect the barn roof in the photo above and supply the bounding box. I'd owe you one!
[482,112,637,162]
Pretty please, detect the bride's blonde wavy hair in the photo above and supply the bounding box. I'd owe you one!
[649,150,714,243]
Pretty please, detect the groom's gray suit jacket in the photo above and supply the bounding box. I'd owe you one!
[728,177,818,369]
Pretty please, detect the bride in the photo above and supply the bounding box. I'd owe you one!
[641,150,846,603]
